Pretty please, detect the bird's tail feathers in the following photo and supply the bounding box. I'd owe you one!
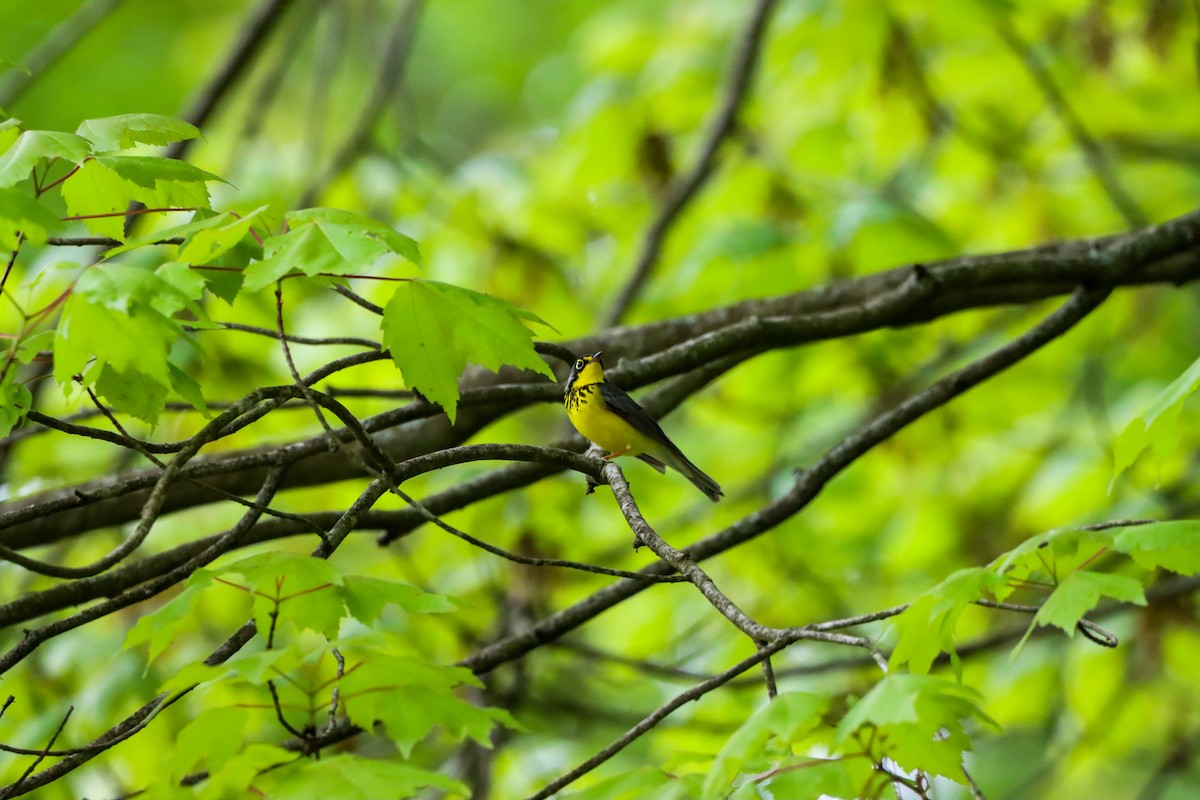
[637,454,667,474]
[660,449,723,502]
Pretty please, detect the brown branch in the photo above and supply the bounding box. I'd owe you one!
[602,460,788,641]
[524,638,793,800]
[0,464,296,796]
[0,463,291,677]
[43,236,184,247]
[602,0,779,327]
[196,321,381,348]
[462,283,1117,674]
[0,391,299,578]
[0,513,388,629]
[2,706,73,799]
[3,211,1200,553]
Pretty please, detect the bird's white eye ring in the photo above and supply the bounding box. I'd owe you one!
[575,359,585,370]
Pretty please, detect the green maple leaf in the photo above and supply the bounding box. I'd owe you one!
[0,187,61,248]
[242,207,420,290]
[1013,570,1145,656]
[1110,520,1200,575]
[889,567,1006,675]
[1112,355,1200,485]
[381,280,555,422]
[0,129,92,187]
[76,113,199,151]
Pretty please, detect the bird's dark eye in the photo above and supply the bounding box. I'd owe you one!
[574,359,585,370]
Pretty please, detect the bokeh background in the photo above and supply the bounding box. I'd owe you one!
[3,0,1200,797]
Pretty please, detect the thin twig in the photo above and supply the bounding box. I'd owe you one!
[297,386,688,584]
[325,648,345,734]
[760,650,778,700]
[44,236,183,247]
[332,284,384,315]
[198,321,381,348]
[465,284,1118,674]
[0,464,291,678]
[3,706,73,798]
[524,639,793,800]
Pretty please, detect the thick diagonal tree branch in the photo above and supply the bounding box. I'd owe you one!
[3,210,1199,554]
[461,280,1125,674]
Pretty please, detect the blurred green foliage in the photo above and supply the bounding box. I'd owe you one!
[2,0,1200,797]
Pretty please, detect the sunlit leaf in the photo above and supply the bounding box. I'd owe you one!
[380,279,555,422]
[339,649,510,756]
[168,706,250,782]
[702,692,829,800]
[0,186,61,248]
[0,129,92,187]
[1109,520,1200,575]
[201,743,295,800]
[242,207,419,291]
[76,113,200,151]
[835,674,996,781]
[217,551,345,638]
[1112,355,1200,484]
[889,568,1006,675]
[1013,570,1146,656]
[342,576,454,625]
[125,571,215,664]
[59,158,141,240]
[0,380,31,438]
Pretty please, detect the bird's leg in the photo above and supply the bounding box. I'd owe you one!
[602,447,630,461]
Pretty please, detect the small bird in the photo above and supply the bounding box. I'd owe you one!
[564,351,723,502]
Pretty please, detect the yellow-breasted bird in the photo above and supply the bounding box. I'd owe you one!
[564,352,723,502]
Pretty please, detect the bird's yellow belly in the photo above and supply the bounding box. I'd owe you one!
[567,392,658,456]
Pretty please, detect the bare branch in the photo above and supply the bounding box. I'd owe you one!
[0,463,291,676]
[4,210,1199,550]
[463,282,1118,674]
[2,706,73,798]
[524,639,794,800]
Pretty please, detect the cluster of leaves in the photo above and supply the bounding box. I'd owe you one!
[0,113,555,435]
[126,551,517,799]
[571,677,995,799]
[574,517,1200,799]
[888,518,1200,678]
